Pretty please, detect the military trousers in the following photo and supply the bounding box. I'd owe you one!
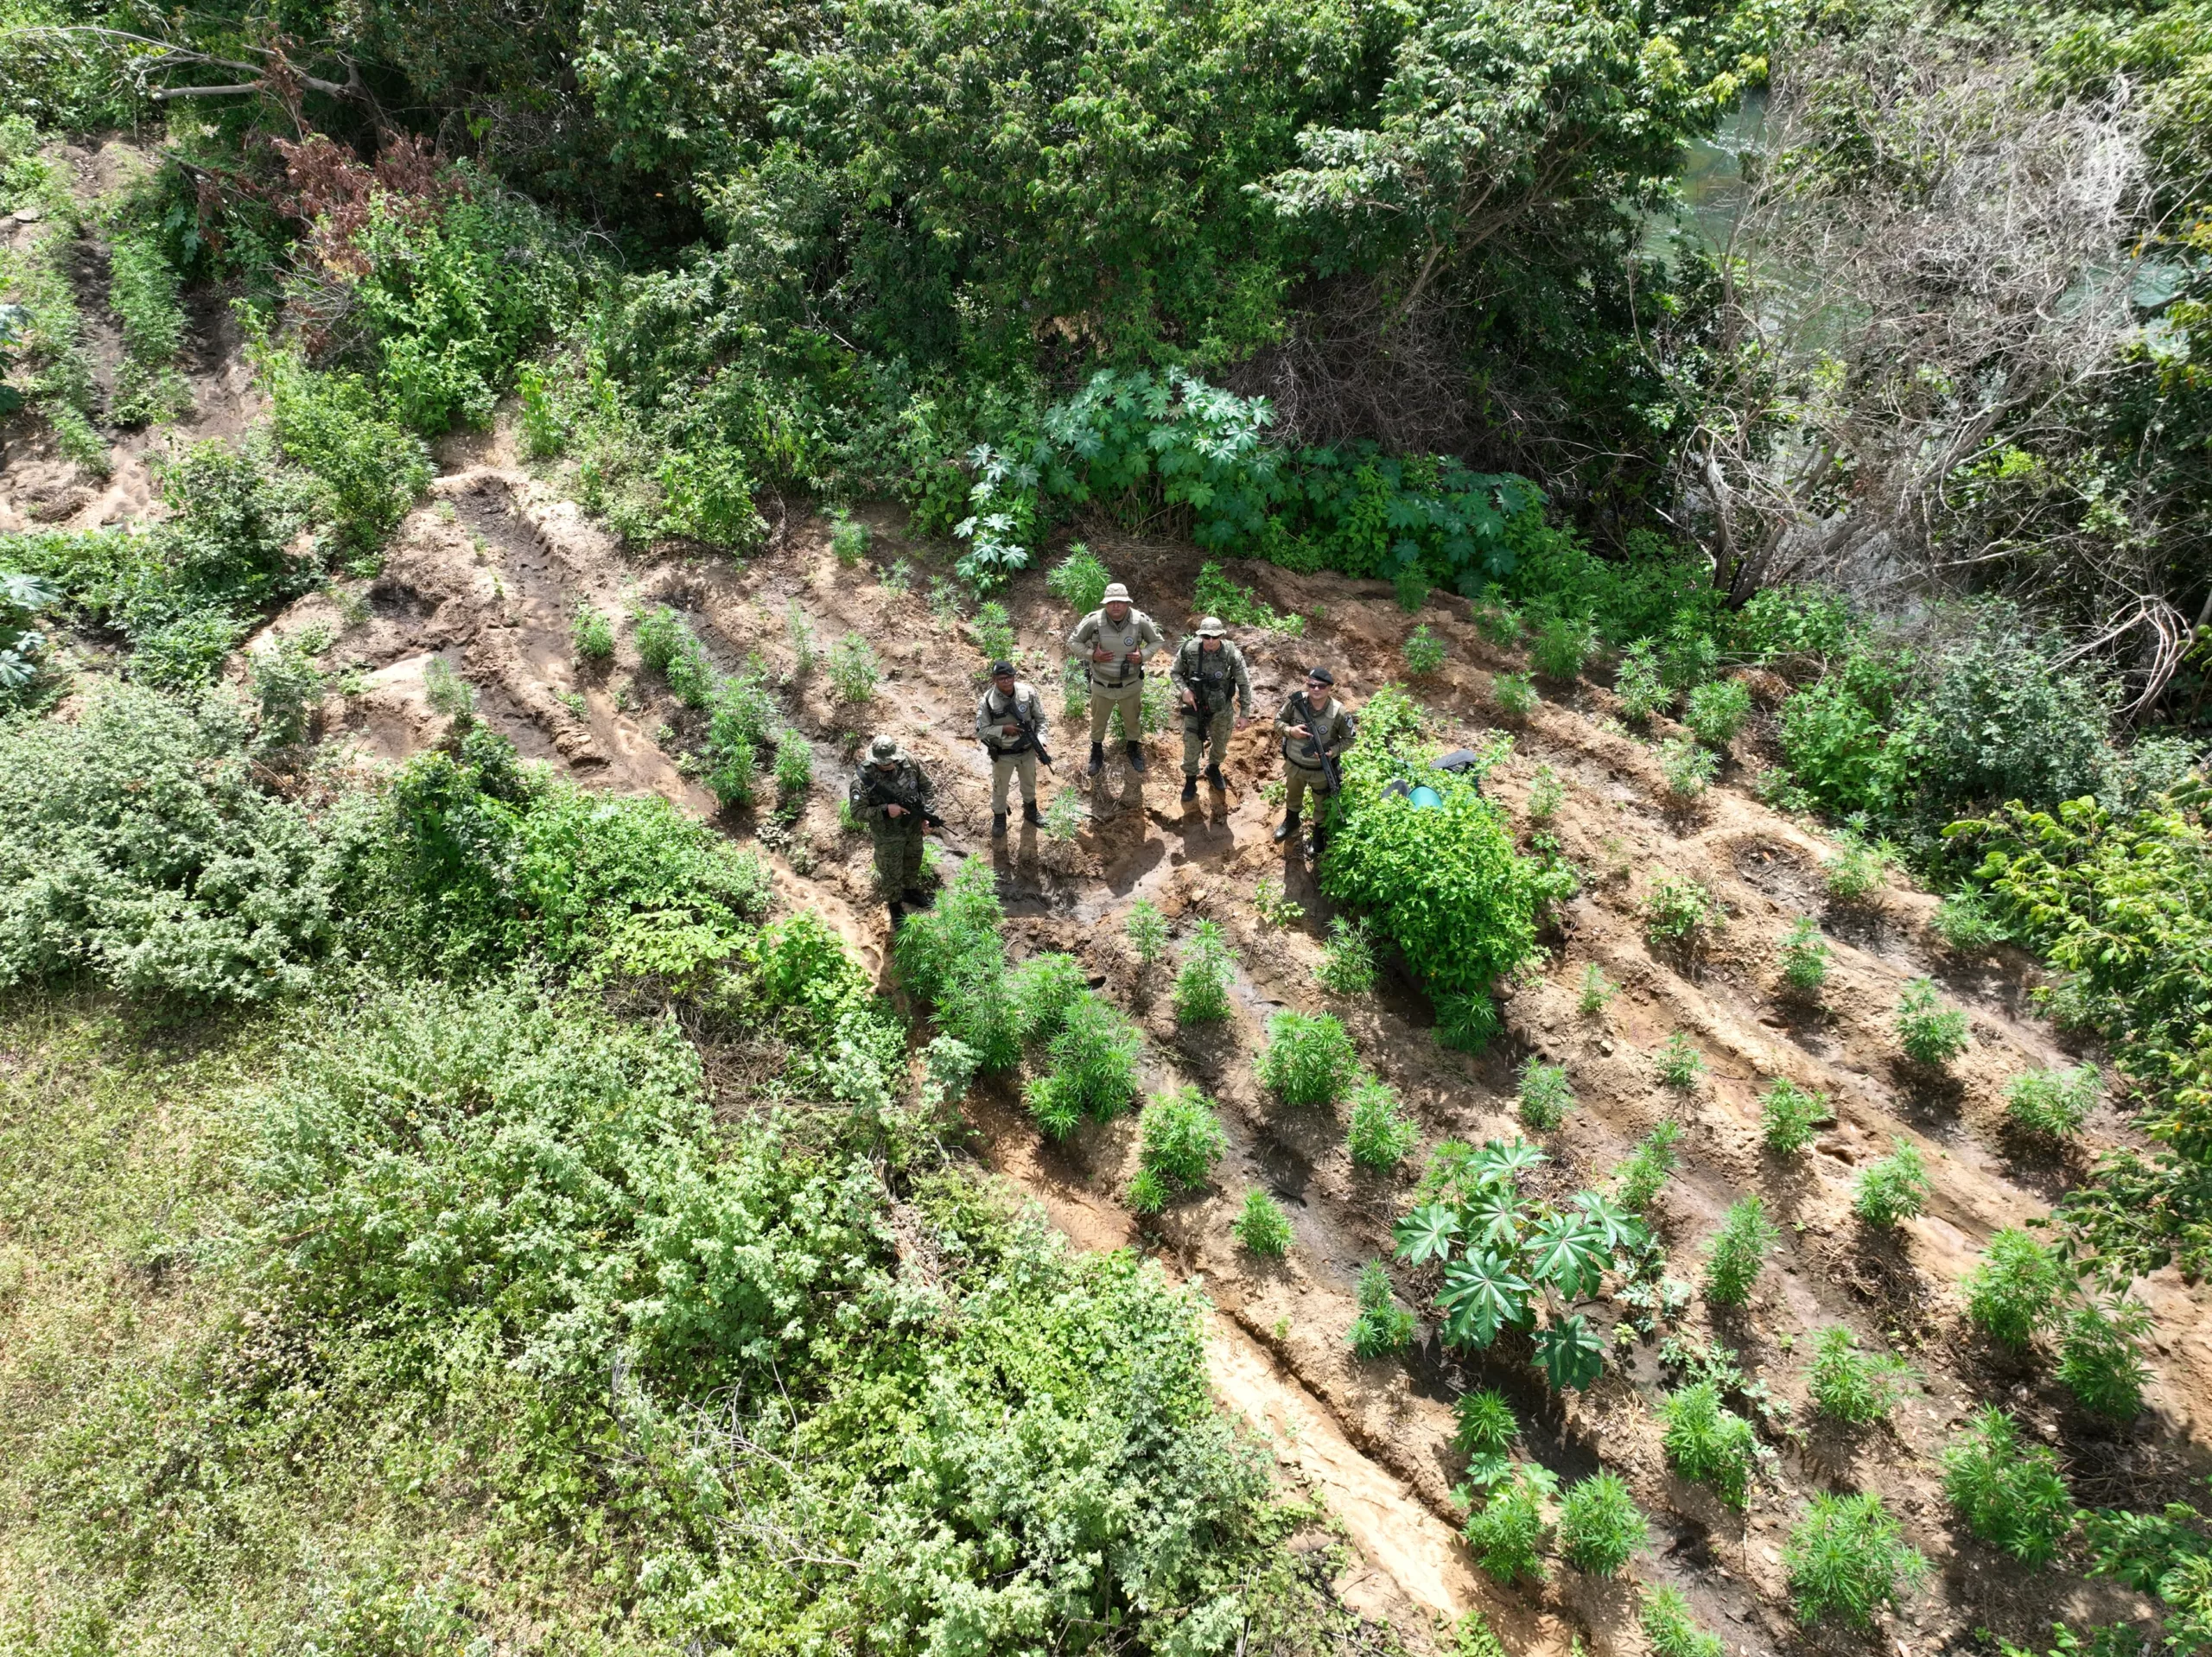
[871,827,927,892]
[989,749,1039,811]
[1087,680,1144,746]
[1283,762,1337,824]
[1181,708,1234,776]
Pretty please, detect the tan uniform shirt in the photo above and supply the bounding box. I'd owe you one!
[1275,693,1356,772]
[1067,607,1164,689]
[975,682,1049,752]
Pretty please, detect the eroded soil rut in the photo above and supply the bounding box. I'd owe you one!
[265,459,2212,1656]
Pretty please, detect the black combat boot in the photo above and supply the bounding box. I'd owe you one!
[1205,763,1225,790]
[1124,740,1147,774]
[1022,800,1043,826]
[1180,775,1198,802]
[991,811,1007,838]
[1088,741,1105,777]
[903,886,931,907]
[1272,811,1300,844]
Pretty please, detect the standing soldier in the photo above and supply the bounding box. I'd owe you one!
[1170,615,1253,803]
[849,734,938,910]
[1274,667,1357,855]
[1066,581,1163,777]
[976,659,1051,837]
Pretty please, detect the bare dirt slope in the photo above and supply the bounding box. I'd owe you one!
[250,454,2211,1657]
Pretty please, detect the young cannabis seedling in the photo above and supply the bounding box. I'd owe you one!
[572,605,615,661]
[1402,623,1446,676]
[2005,1065,2101,1140]
[1821,834,1891,903]
[1614,640,1669,723]
[1516,1059,1576,1130]
[1806,1327,1915,1425]
[1531,612,1598,681]
[1463,1464,1555,1584]
[1348,1260,1416,1358]
[1896,977,1969,1067]
[1124,899,1169,967]
[829,631,880,704]
[1931,890,2004,952]
[1702,1196,1779,1307]
[1641,1586,1724,1657]
[1128,1085,1228,1213]
[1759,1078,1831,1153]
[1853,1139,1931,1227]
[1040,790,1086,841]
[1779,916,1829,999]
[1643,875,1723,946]
[1452,1387,1517,1458]
[1941,1407,2075,1566]
[1557,1472,1647,1578]
[1660,1381,1758,1509]
[1260,1010,1360,1107]
[1612,1122,1681,1214]
[1173,920,1236,1024]
[1316,916,1377,996]
[1576,962,1616,1016]
[830,511,869,564]
[1656,1031,1705,1089]
[2057,1298,2152,1420]
[1438,993,1502,1054]
[1527,763,1563,823]
[1232,1189,1294,1257]
[1783,1492,1927,1629]
[1491,672,1537,719]
[1683,677,1751,749]
[1347,1076,1419,1171]
[1657,737,1717,801]
[1962,1228,2068,1349]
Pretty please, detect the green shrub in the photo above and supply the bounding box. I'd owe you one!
[1126,899,1169,965]
[1854,1139,1932,1227]
[1760,1078,1831,1153]
[636,606,716,705]
[1822,835,1892,903]
[829,631,879,703]
[0,683,331,1001]
[1516,1059,1575,1130]
[260,348,432,565]
[1942,1407,2075,1566]
[1656,1030,1705,1089]
[1008,951,1091,1044]
[1779,917,1829,998]
[1931,890,2005,953]
[1348,1260,1417,1358]
[1492,672,1537,718]
[1576,962,1616,1015]
[1557,1471,1646,1577]
[1897,978,1969,1066]
[573,605,615,661]
[1347,1076,1419,1171]
[1320,688,1543,999]
[1452,1387,1517,1457]
[1316,916,1378,996]
[2057,1299,2151,1420]
[1438,992,1503,1053]
[1531,612,1597,681]
[1807,1327,1914,1425]
[830,512,869,564]
[1641,1585,1725,1657]
[1172,918,1236,1024]
[1025,992,1144,1138]
[1476,602,1525,646]
[1660,1381,1758,1509]
[773,740,813,813]
[1683,677,1752,748]
[1260,1011,1360,1108]
[970,600,1017,666]
[1784,1493,1928,1628]
[1194,560,1304,635]
[2005,1066,2101,1139]
[893,859,1019,1070]
[1964,1228,2069,1349]
[247,630,328,751]
[423,656,476,722]
[1644,875,1723,945]
[103,232,191,426]
[1615,639,1670,722]
[1614,1122,1681,1213]
[1403,624,1446,676]
[1527,764,1563,823]
[1232,1190,1294,1256]
[1702,1196,1778,1307]
[1657,736,1718,800]
[1128,1085,1228,1212]
[1046,543,1110,616]
[1463,1465,1554,1584]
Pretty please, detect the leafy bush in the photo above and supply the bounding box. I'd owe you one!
[1657,736,1718,800]
[1531,612,1597,681]
[1642,1585,1726,1657]
[1316,916,1378,996]
[1232,1190,1294,1257]
[1125,899,1169,965]
[1453,1387,1517,1457]
[773,740,813,814]
[1438,992,1503,1053]
[1025,992,1144,1138]
[1492,672,1537,718]
[260,347,432,565]
[1896,978,1970,1066]
[1807,1327,1914,1425]
[1348,1260,1416,1358]
[1656,1030,1706,1089]
[1644,876,1723,946]
[1463,1464,1554,1584]
[1779,917,1829,998]
[1558,1472,1646,1577]
[2058,1298,2152,1420]
[573,605,614,660]
[893,859,1019,1070]
[1173,918,1236,1024]
[1964,1228,2069,1349]
[1854,1139,1932,1227]
[247,629,328,751]
[1942,1407,2075,1566]
[1614,1122,1681,1213]
[1193,560,1304,635]
[1347,1076,1419,1171]
[1516,1060,1576,1130]
[829,631,879,703]
[1128,1085,1228,1212]
[969,600,1017,667]
[0,684,331,1001]
[634,606,715,706]
[1321,689,1542,1000]
[1684,677,1752,748]
[1008,951,1091,1044]
[423,655,476,721]
[1931,889,2005,952]
[1784,1493,1928,1628]
[1575,962,1616,1015]
[1260,1011,1360,1108]
[830,512,869,564]
[1046,543,1110,617]
[2006,1066,2101,1139]
[1823,835,1892,903]
[1527,764,1563,823]
[1660,1381,1758,1508]
[1702,1196,1779,1307]
[1615,640,1670,721]
[1403,624,1446,676]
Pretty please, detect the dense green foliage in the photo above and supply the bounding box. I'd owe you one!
[1257,1010,1360,1108]
[1784,1493,1927,1628]
[1659,1381,1758,1509]
[1942,1408,2075,1568]
[1556,1472,1646,1578]
[1701,1195,1777,1307]
[1128,1084,1229,1211]
[1805,1327,1914,1426]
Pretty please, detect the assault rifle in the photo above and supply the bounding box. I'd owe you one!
[862,769,950,832]
[995,687,1054,770]
[1289,691,1344,797]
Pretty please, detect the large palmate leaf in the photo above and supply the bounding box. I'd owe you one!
[1477,1135,1548,1182]
[1573,1190,1648,1253]
[1438,1249,1532,1348]
[1465,1181,1524,1250]
[1534,1315,1606,1393]
[1527,1211,1611,1299]
[1395,1203,1462,1265]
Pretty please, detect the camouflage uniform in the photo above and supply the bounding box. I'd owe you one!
[849,736,935,895]
[1169,621,1253,779]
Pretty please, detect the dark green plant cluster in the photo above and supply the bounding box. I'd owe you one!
[1759,1079,1831,1154]
[1462,1463,1555,1585]
[1784,1492,1928,1628]
[1025,993,1145,1140]
[1659,1381,1758,1509]
[1232,1190,1294,1257]
[1641,1584,1726,1657]
[2005,1065,2102,1140]
[1805,1327,1915,1425]
[1702,1196,1779,1308]
[1346,1076,1420,1171]
[1683,677,1751,749]
[1556,1472,1647,1578]
[1941,1408,2075,1567]
[1128,1085,1228,1212]
[1958,1229,2152,1419]
[1348,1260,1416,1358]
[1173,919,1237,1024]
[1258,1010,1360,1108]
